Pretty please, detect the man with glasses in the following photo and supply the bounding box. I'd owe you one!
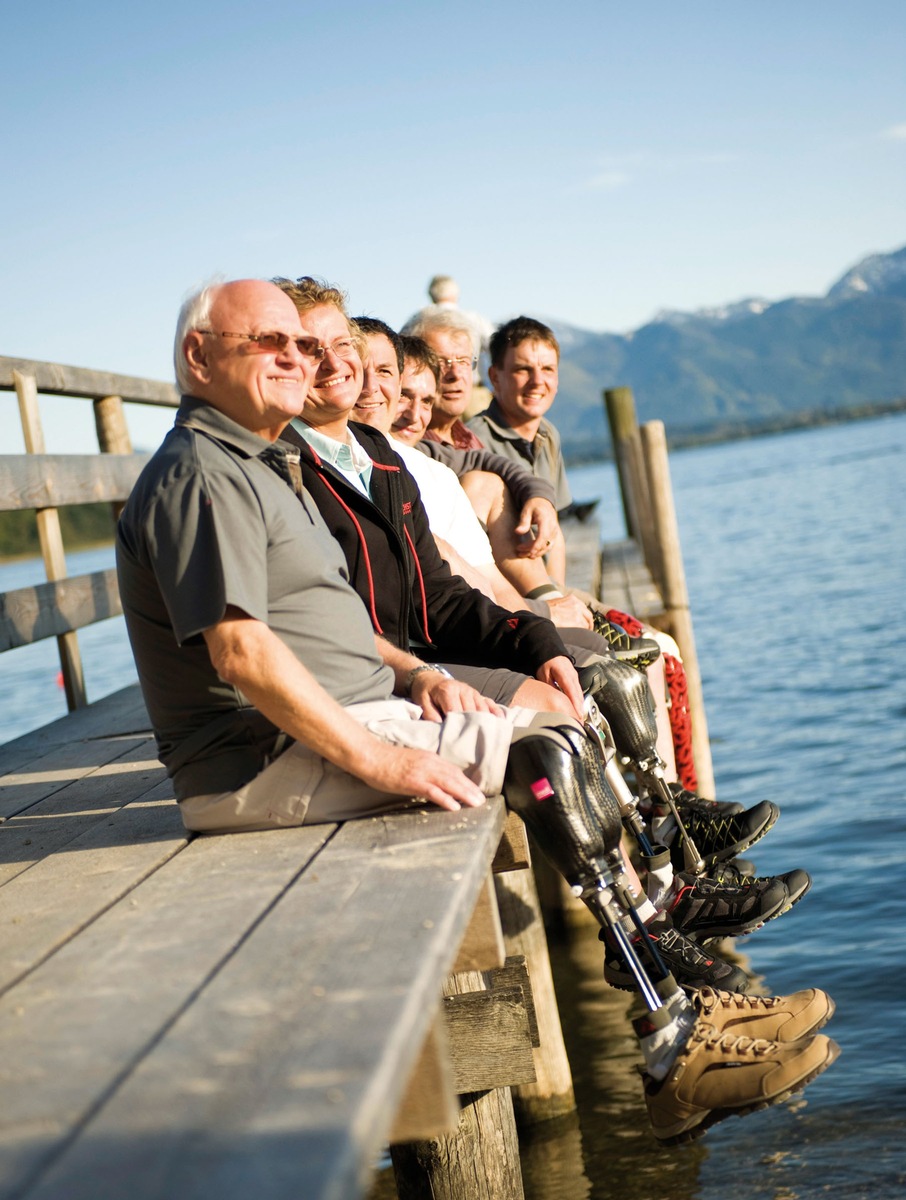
[400,308,484,449]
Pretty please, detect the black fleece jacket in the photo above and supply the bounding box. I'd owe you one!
[280,421,569,675]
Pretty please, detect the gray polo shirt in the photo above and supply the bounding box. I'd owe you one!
[116,396,394,800]
[467,399,573,512]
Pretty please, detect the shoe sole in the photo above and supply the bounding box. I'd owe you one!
[652,1036,841,1145]
[702,801,781,868]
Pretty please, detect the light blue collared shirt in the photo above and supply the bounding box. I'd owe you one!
[291,420,374,498]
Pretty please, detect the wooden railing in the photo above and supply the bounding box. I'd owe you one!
[0,356,178,708]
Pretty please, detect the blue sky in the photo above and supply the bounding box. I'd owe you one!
[2,0,904,452]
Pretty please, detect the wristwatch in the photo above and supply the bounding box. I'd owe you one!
[405,663,453,695]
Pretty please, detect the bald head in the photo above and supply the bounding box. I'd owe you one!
[177,279,317,441]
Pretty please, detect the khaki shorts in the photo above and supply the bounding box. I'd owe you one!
[180,699,543,834]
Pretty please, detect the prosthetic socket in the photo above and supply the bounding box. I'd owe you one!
[504,722,677,1014]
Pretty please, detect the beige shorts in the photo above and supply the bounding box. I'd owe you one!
[180,699,544,834]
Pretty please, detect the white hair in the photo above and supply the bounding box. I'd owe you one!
[172,277,224,393]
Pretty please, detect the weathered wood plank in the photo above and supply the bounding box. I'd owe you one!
[0,454,150,512]
[1,802,506,1200]
[491,807,531,873]
[0,788,185,995]
[390,1010,460,1143]
[0,822,337,1200]
[0,570,123,650]
[0,734,152,823]
[443,984,536,1092]
[599,537,665,620]
[450,872,505,974]
[0,357,178,407]
[0,736,165,885]
[0,685,150,770]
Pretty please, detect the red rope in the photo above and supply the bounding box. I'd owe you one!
[664,653,698,791]
[605,607,644,638]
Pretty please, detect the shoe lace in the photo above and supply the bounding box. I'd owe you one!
[656,926,716,968]
[690,1020,777,1057]
[695,986,780,1017]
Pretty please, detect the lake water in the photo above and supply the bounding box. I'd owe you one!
[2,414,905,1197]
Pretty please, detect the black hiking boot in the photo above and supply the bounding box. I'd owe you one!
[667,871,789,940]
[601,915,749,993]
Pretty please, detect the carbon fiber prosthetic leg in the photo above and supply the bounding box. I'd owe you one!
[504,722,676,1014]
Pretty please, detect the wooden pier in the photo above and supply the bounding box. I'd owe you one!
[0,357,704,1199]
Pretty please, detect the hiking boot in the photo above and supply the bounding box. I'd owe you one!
[662,799,780,871]
[602,916,749,993]
[691,986,835,1042]
[668,871,789,940]
[666,782,744,817]
[643,1020,840,1144]
[709,861,812,914]
[590,611,661,667]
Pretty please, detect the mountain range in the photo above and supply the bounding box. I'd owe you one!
[542,244,906,459]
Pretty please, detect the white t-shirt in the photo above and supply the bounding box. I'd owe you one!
[389,436,495,567]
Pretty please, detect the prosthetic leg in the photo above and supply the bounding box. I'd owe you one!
[577,658,706,875]
[505,722,678,1015]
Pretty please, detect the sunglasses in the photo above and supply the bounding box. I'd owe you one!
[199,330,322,359]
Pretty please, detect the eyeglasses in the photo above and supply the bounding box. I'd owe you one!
[199,330,322,359]
[436,355,478,371]
[312,337,358,361]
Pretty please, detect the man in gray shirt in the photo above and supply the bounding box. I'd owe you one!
[117,278,516,832]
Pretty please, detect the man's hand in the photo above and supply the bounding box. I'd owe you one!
[411,669,505,722]
[536,655,585,721]
[545,593,594,630]
[356,740,487,812]
[514,498,559,558]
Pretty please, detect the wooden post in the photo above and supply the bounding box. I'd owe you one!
[639,420,716,797]
[94,395,133,520]
[390,969,526,1200]
[603,388,661,585]
[13,370,87,710]
[494,867,576,1124]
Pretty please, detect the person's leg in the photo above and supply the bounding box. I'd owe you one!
[459,469,568,594]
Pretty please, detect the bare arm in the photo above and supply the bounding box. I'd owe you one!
[374,634,504,722]
[203,608,486,811]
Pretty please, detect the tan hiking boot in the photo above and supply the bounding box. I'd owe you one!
[692,986,835,1042]
[643,1019,840,1144]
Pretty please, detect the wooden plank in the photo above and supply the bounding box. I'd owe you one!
[450,872,505,973]
[599,537,665,620]
[0,821,337,1200]
[491,807,531,873]
[390,1009,460,1143]
[0,735,164,885]
[1,802,506,1200]
[0,357,178,407]
[0,685,150,770]
[0,734,152,822]
[0,570,122,650]
[0,454,149,512]
[443,984,536,1093]
[490,955,539,1046]
[0,788,185,995]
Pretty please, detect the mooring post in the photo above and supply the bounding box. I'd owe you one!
[390,968,526,1200]
[639,420,716,797]
[603,387,661,583]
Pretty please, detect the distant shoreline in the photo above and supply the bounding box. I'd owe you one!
[562,396,906,466]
